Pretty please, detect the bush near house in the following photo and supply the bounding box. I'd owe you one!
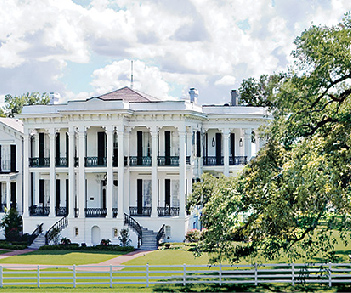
[39,244,134,252]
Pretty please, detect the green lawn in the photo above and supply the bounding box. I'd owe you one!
[0,250,129,265]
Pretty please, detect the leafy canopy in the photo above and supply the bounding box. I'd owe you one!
[197,13,351,263]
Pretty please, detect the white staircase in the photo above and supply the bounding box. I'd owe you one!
[140,228,158,250]
[28,234,46,250]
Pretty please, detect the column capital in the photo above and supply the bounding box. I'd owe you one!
[222,128,231,137]
[104,125,114,133]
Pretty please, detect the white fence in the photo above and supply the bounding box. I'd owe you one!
[0,262,351,288]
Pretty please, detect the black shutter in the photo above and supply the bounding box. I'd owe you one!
[137,179,143,214]
[10,182,16,209]
[165,131,170,165]
[216,133,222,165]
[66,179,69,212]
[165,179,170,207]
[56,179,60,209]
[39,133,44,159]
[10,145,16,172]
[97,132,106,165]
[39,179,44,204]
[30,173,34,206]
[137,131,142,165]
[231,133,235,160]
[197,131,201,157]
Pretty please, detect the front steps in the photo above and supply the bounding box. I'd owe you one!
[140,228,159,250]
[28,234,46,250]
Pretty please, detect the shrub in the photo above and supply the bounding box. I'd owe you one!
[119,228,131,247]
[100,239,111,246]
[185,229,201,242]
[0,208,22,241]
[61,238,71,245]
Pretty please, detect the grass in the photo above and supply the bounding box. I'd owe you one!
[0,250,130,265]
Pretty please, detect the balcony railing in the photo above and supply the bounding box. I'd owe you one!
[157,206,180,216]
[129,156,152,166]
[29,205,50,216]
[229,156,248,165]
[186,156,191,165]
[129,206,152,216]
[84,207,107,217]
[112,156,129,167]
[56,206,68,216]
[29,157,50,167]
[112,207,118,218]
[203,156,224,166]
[74,208,79,218]
[56,157,68,167]
[85,157,107,167]
[74,157,79,167]
[158,156,179,166]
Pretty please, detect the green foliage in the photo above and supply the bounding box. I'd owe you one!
[0,208,22,242]
[39,244,134,251]
[4,92,49,117]
[100,239,111,246]
[119,228,132,247]
[198,13,351,263]
[185,229,201,242]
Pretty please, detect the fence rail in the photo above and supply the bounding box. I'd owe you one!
[1,262,351,288]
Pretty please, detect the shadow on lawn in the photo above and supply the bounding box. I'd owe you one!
[152,283,351,292]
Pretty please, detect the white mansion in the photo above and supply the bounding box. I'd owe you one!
[4,87,268,248]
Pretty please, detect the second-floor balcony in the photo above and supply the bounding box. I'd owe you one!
[158,156,179,166]
[29,205,50,216]
[85,157,107,167]
[84,207,107,217]
[203,156,248,166]
[129,206,152,216]
[56,157,68,167]
[29,157,50,167]
[129,156,152,166]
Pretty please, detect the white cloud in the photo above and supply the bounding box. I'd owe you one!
[214,75,236,86]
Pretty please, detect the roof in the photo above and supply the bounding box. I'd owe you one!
[95,86,160,103]
[0,118,23,133]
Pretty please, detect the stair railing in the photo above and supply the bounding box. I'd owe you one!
[156,224,165,245]
[45,216,68,245]
[124,213,142,248]
[27,223,44,246]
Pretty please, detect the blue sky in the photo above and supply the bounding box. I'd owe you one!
[0,0,350,104]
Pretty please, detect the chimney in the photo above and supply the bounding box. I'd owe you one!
[231,90,238,106]
[189,88,198,103]
[49,92,60,104]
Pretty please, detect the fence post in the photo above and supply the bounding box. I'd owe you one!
[328,262,332,287]
[110,264,113,288]
[219,263,222,286]
[73,264,76,288]
[183,263,186,286]
[37,265,40,288]
[0,266,3,288]
[146,263,149,288]
[292,263,295,286]
[254,263,257,286]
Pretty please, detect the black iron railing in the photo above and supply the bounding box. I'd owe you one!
[186,156,191,165]
[56,206,68,216]
[156,224,165,245]
[45,216,68,245]
[56,157,68,167]
[74,208,79,218]
[129,206,152,216]
[84,208,107,217]
[112,207,118,218]
[229,156,248,165]
[157,207,180,217]
[85,157,107,167]
[74,157,79,167]
[29,205,50,216]
[203,156,224,166]
[129,156,152,166]
[28,223,44,246]
[29,158,50,167]
[124,213,142,248]
[157,156,179,166]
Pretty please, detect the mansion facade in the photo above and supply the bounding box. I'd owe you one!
[5,87,268,247]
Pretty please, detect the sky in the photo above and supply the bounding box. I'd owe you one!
[0,0,350,105]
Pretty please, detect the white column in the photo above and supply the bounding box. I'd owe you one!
[23,130,30,217]
[78,126,85,218]
[68,128,75,218]
[223,128,230,177]
[117,127,124,219]
[151,126,158,218]
[6,179,10,210]
[179,127,186,218]
[49,128,56,217]
[244,128,252,161]
[106,125,113,218]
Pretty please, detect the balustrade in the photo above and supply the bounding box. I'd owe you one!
[157,156,180,166]
[129,206,152,216]
[112,207,118,218]
[129,156,152,166]
[56,206,68,216]
[85,157,107,167]
[29,205,50,216]
[29,158,50,167]
[84,207,107,217]
[157,206,180,216]
[56,157,68,167]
